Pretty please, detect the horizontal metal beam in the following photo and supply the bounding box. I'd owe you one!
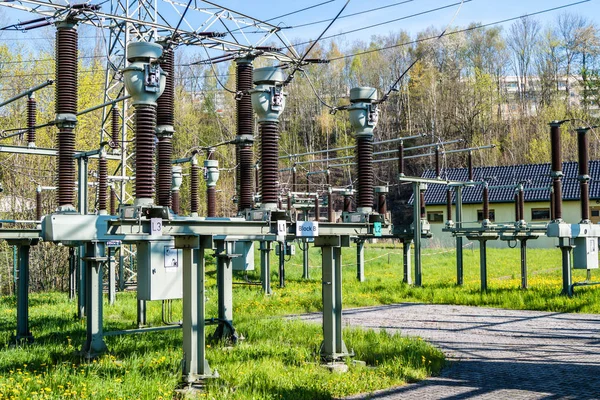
[0,145,120,160]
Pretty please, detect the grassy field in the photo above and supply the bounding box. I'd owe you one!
[0,243,598,399]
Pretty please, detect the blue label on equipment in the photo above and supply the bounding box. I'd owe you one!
[374,222,382,237]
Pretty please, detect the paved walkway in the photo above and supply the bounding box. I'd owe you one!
[303,304,600,399]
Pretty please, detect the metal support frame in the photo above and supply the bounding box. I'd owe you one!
[278,242,285,288]
[213,240,236,341]
[560,238,574,297]
[402,239,412,284]
[68,247,76,300]
[520,239,528,289]
[455,186,464,286]
[108,247,116,305]
[259,241,271,295]
[412,182,423,286]
[81,241,108,358]
[177,235,216,383]
[479,240,488,292]
[356,239,365,282]
[12,239,37,344]
[315,236,350,362]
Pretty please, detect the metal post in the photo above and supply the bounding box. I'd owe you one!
[68,247,76,300]
[77,245,86,318]
[319,242,348,362]
[108,247,116,305]
[118,245,125,291]
[455,186,464,286]
[181,236,213,382]
[402,239,412,284]
[81,241,108,358]
[356,239,365,282]
[520,239,528,289]
[480,240,487,292]
[302,211,309,279]
[413,182,423,287]
[260,241,271,295]
[15,243,33,343]
[214,240,234,340]
[560,238,573,296]
[137,299,146,327]
[278,242,285,288]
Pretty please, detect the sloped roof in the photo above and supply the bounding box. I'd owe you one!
[420,161,600,205]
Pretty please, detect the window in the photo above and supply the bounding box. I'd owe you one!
[427,211,444,224]
[477,209,495,222]
[531,208,550,221]
[591,207,600,224]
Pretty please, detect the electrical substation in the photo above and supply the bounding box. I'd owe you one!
[0,0,598,393]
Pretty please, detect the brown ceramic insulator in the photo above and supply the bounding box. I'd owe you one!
[57,128,75,207]
[55,26,78,116]
[157,48,174,127]
[420,190,426,219]
[287,195,292,211]
[514,193,519,221]
[171,191,180,215]
[550,188,555,220]
[344,194,353,213]
[27,97,36,145]
[328,193,334,222]
[482,186,489,221]
[110,186,117,215]
[157,135,172,208]
[134,105,157,200]
[446,189,452,221]
[238,145,254,210]
[111,107,120,147]
[292,169,297,192]
[578,128,590,221]
[98,155,108,212]
[36,190,42,221]
[314,195,320,221]
[398,142,404,176]
[518,189,525,221]
[468,152,473,181]
[254,165,259,195]
[356,136,373,209]
[553,179,562,220]
[207,186,216,217]
[260,122,279,205]
[435,147,441,177]
[550,124,562,173]
[190,164,199,214]
[379,193,387,215]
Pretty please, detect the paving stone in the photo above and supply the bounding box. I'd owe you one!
[301,304,600,399]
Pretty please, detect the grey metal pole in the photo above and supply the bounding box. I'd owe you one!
[68,247,76,300]
[278,242,285,288]
[520,239,528,289]
[560,238,573,296]
[15,243,33,343]
[214,240,234,340]
[260,241,272,295]
[302,238,310,279]
[413,183,423,287]
[403,239,412,284]
[137,300,146,327]
[182,238,213,382]
[356,239,365,282]
[334,246,344,356]
[455,186,464,286]
[108,248,116,305]
[480,240,488,292]
[77,245,86,318]
[118,245,125,291]
[81,241,108,357]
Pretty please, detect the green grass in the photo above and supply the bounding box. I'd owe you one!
[0,244,598,399]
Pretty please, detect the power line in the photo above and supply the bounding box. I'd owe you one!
[328,0,591,62]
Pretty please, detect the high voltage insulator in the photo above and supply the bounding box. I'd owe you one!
[98,149,108,213]
[190,158,199,216]
[236,57,255,212]
[111,106,120,148]
[156,44,175,209]
[27,95,36,147]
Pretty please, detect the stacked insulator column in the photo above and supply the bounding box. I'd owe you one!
[110,186,117,215]
[251,67,287,211]
[156,45,175,209]
[190,158,199,216]
[111,107,120,148]
[97,150,108,214]
[36,186,42,221]
[55,20,78,210]
[121,42,165,206]
[236,58,255,212]
[398,142,404,177]
[549,121,565,221]
[27,95,36,147]
[577,127,591,223]
[482,183,490,222]
[348,87,378,214]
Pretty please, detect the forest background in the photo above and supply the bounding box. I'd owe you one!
[0,11,597,292]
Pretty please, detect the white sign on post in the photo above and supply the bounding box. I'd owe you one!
[296,221,319,237]
[150,218,162,236]
[277,220,287,238]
